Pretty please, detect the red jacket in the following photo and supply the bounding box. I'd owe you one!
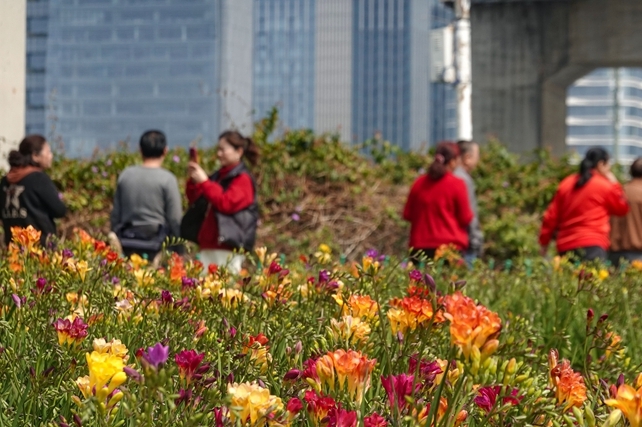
[403,172,473,251]
[539,172,629,252]
[186,164,255,250]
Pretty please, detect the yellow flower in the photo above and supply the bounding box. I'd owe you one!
[599,269,610,281]
[255,247,268,265]
[227,382,283,426]
[606,384,642,427]
[219,288,249,308]
[330,315,371,345]
[84,350,126,401]
[387,308,411,335]
[129,253,148,270]
[314,244,332,264]
[134,269,155,287]
[76,375,91,399]
[362,256,380,273]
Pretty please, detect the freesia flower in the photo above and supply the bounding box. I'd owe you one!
[550,359,587,411]
[53,317,88,346]
[606,383,642,427]
[227,381,284,426]
[304,390,336,424]
[330,315,372,345]
[143,342,169,368]
[316,349,376,404]
[175,349,205,384]
[474,385,522,413]
[381,373,417,412]
[364,412,388,427]
[326,406,357,427]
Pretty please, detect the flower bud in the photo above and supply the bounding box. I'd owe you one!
[603,409,622,427]
[587,308,595,323]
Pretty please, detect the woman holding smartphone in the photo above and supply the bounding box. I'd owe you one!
[186,131,259,274]
[539,147,629,261]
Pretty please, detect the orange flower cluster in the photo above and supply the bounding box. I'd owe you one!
[168,253,186,283]
[315,349,376,403]
[387,295,443,336]
[548,350,587,411]
[606,381,642,427]
[443,292,501,360]
[11,226,41,252]
[417,397,467,427]
[335,294,379,321]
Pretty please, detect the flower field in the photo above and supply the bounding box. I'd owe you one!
[2,226,642,427]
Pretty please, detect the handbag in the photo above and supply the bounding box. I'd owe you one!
[180,197,208,243]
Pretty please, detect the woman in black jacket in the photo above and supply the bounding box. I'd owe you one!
[0,135,67,246]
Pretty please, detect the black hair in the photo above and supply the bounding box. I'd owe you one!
[631,157,642,178]
[8,134,48,168]
[219,130,260,166]
[457,140,477,156]
[576,147,609,189]
[139,130,167,159]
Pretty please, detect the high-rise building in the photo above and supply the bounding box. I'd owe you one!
[566,68,642,164]
[26,0,49,136]
[41,0,252,157]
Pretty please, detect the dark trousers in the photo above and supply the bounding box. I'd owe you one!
[560,246,607,262]
[609,251,642,267]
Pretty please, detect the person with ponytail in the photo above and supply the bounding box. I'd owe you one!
[0,135,66,246]
[403,141,473,261]
[186,130,259,273]
[539,147,629,261]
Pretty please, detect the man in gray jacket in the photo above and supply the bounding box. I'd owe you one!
[109,130,183,262]
[454,140,483,265]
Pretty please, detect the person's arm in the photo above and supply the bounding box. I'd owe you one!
[539,189,561,249]
[165,176,183,237]
[110,180,121,233]
[197,174,254,215]
[186,179,204,204]
[605,182,630,217]
[36,173,67,218]
[455,181,474,229]
[403,181,418,222]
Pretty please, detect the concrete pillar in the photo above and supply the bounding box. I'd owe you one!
[219,0,254,135]
[314,0,353,143]
[0,0,26,170]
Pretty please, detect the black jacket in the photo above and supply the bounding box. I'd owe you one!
[212,163,259,251]
[0,171,67,245]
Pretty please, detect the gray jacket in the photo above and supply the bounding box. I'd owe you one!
[454,166,484,256]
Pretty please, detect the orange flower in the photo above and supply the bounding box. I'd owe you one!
[316,349,376,403]
[417,397,466,426]
[550,359,587,411]
[11,226,41,252]
[387,295,444,335]
[8,243,22,272]
[443,292,501,359]
[73,227,96,244]
[168,253,186,283]
[606,384,642,427]
[335,294,379,320]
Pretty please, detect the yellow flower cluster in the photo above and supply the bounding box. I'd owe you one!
[333,294,379,321]
[227,381,284,426]
[330,315,372,345]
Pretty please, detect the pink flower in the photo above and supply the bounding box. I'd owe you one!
[381,374,418,412]
[364,412,388,427]
[175,350,205,383]
[474,386,522,413]
[326,407,357,427]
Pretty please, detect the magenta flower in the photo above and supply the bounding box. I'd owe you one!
[381,374,418,412]
[12,294,21,308]
[175,349,205,383]
[143,343,169,368]
[291,213,300,221]
[326,407,357,427]
[408,354,442,388]
[123,366,142,381]
[409,269,422,282]
[474,386,522,413]
[364,413,388,427]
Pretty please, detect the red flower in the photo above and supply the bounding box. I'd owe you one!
[474,386,522,413]
[381,374,417,412]
[286,397,303,414]
[247,333,269,347]
[304,390,336,420]
[364,412,388,427]
[175,349,205,383]
[208,263,218,275]
[302,357,319,381]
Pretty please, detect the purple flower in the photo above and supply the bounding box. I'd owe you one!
[102,171,108,178]
[91,166,98,173]
[12,294,21,308]
[123,366,142,381]
[318,270,330,283]
[161,290,173,305]
[143,342,170,368]
[36,278,47,289]
[181,277,196,289]
[366,248,379,258]
[291,213,300,221]
[173,155,181,163]
[62,249,73,259]
[106,159,113,166]
[111,277,120,285]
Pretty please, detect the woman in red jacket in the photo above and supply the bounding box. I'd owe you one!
[539,147,629,261]
[404,142,473,261]
[186,131,259,274]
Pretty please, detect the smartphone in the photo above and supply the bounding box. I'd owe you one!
[189,147,198,163]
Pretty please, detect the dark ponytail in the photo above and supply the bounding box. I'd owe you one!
[219,130,260,166]
[576,147,609,189]
[8,134,47,168]
[428,141,460,181]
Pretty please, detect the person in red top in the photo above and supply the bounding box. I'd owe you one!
[404,141,473,262]
[539,147,629,261]
[186,130,259,273]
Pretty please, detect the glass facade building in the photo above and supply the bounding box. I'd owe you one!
[566,68,642,164]
[26,0,49,136]
[253,0,315,131]
[45,0,224,156]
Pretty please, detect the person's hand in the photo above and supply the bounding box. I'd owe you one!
[188,161,208,184]
[596,162,618,183]
[602,170,618,183]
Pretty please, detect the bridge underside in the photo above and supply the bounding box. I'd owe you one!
[471,0,642,155]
